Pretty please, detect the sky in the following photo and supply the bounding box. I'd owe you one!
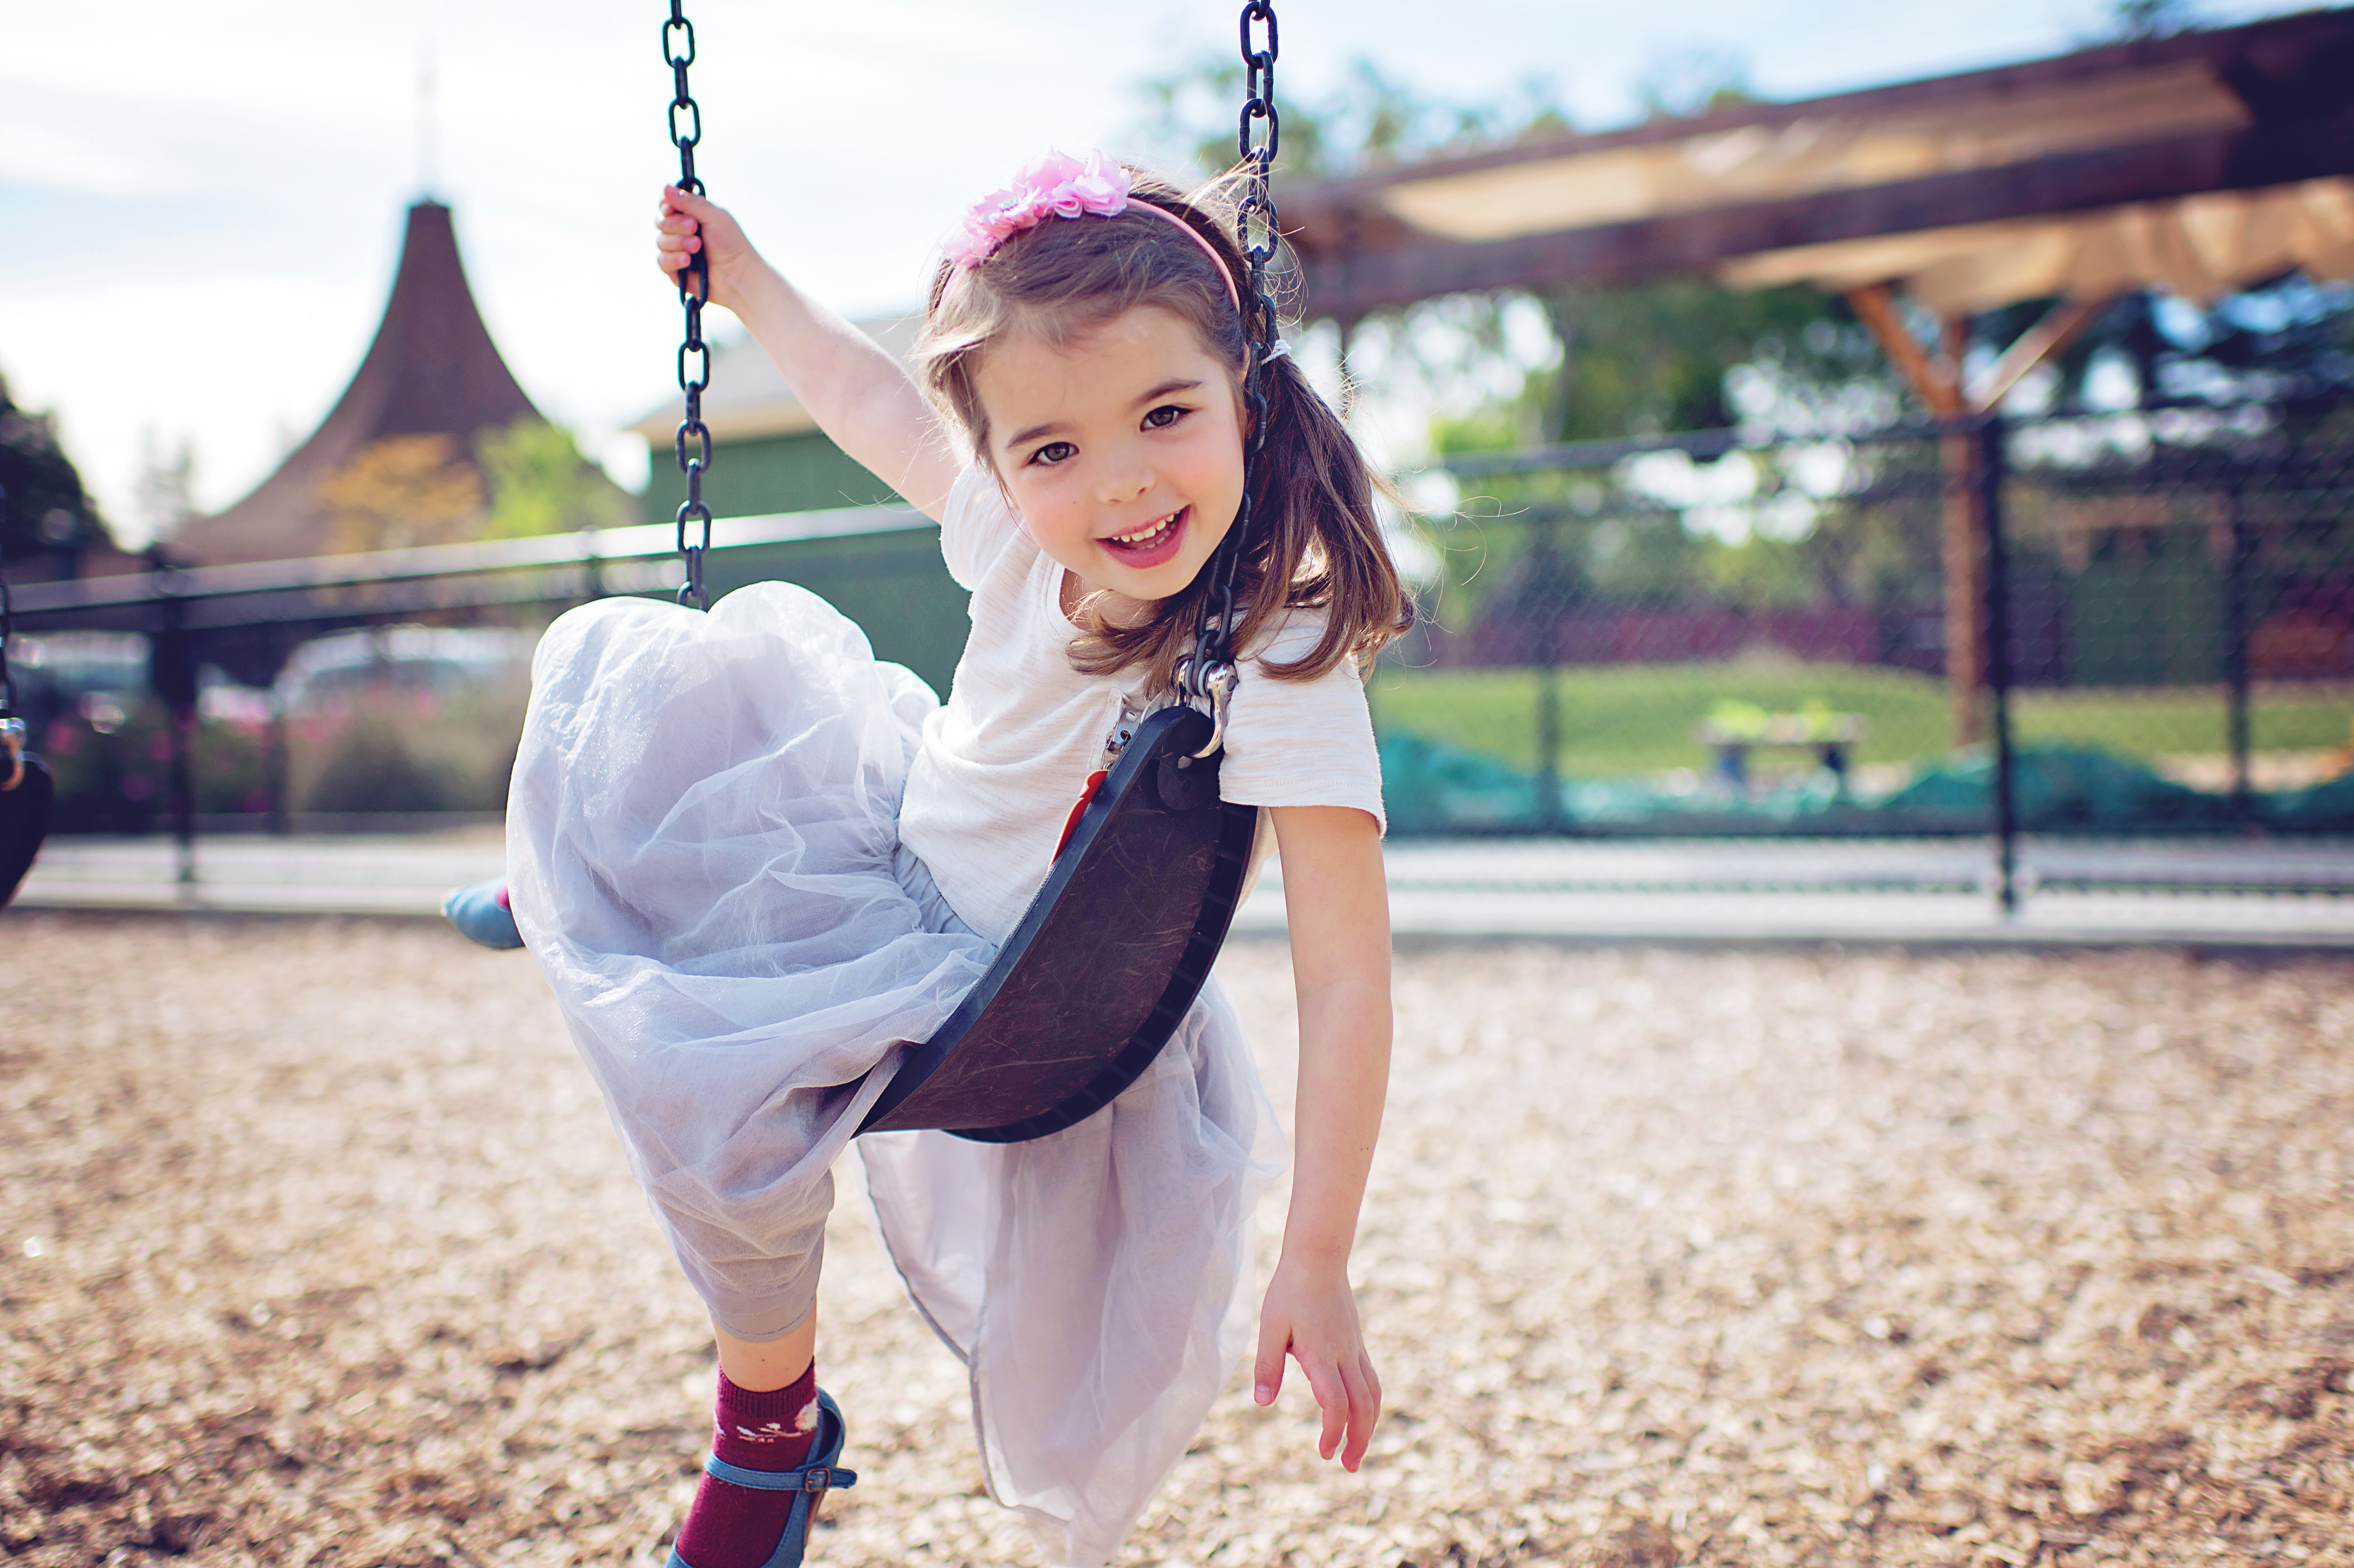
[0,0,2318,544]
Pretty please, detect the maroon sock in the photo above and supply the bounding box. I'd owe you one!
[672,1362,819,1568]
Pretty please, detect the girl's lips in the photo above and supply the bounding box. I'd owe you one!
[1098,506,1189,570]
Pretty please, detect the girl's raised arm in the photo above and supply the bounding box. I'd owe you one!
[656,186,964,521]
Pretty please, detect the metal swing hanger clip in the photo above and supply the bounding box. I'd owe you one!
[1177,656,1237,763]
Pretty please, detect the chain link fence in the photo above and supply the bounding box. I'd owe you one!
[1378,396,2354,855]
[16,399,2354,902]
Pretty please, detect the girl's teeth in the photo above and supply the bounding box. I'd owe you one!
[1114,512,1179,545]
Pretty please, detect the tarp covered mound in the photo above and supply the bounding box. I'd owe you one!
[1377,731,2354,835]
[1878,747,2231,829]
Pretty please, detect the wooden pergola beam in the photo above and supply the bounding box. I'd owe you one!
[1290,118,2354,320]
[1965,294,2117,411]
[1283,8,2354,216]
[1845,283,1960,417]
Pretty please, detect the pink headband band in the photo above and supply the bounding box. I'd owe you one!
[947,150,1242,314]
[1131,198,1242,313]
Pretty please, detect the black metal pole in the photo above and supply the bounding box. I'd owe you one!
[168,686,196,888]
[1978,416,2019,915]
[2224,465,2253,823]
[1534,511,1563,832]
[146,551,198,888]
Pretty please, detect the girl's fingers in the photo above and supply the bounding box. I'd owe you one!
[1303,1353,1348,1462]
[1252,1321,1287,1407]
[661,183,718,222]
[1338,1355,1379,1471]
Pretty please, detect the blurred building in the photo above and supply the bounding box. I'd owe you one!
[626,317,967,695]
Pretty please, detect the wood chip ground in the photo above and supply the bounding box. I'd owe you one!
[2,914,2349,1566]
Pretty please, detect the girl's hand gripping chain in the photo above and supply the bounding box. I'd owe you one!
[656,184,759,314]
[653,185,960,516]
[1252,803,1391,1472]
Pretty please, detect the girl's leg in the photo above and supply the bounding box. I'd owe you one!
[673,1309,825,1568]
[715,1310,818,1392]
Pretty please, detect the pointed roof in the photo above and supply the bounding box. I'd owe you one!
[172,200,540,566]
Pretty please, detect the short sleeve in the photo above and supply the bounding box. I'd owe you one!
[940,464,1020,592]
[1213,613,1386,833]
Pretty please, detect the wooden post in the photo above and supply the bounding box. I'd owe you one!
[1845,286,1982,748]
[1848,287,2119,750]
[1939,433,1987,747]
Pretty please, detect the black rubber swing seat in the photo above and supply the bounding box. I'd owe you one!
[857,703,1258,1143]
[0,753,54,910]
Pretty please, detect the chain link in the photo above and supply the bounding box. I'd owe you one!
[665,0,714,610]
[0,483,15,720]
[1182,2,1281,730]
[0,483,22,790]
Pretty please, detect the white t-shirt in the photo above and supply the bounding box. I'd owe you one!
[898,464,1386,943]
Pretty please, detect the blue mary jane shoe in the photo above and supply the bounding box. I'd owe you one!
[442,878,524,950]
[668,1390,858,1568]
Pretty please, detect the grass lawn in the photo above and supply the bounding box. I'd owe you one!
[1368,661,2354,777]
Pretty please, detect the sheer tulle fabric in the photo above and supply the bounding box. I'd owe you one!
[861,976,1280,1568]
[507,583,1280,1567]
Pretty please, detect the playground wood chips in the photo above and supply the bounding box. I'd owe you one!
[1,915,2349,1567]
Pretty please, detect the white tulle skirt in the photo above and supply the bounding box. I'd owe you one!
[506,582,1281,1568]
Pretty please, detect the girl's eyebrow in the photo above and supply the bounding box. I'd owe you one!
[1004,419,1067,451]
[1002,379,1207,453]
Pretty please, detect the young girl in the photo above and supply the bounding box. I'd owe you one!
[506,151,1404,1568]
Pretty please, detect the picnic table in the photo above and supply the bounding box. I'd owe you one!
[1693,706,1870,787]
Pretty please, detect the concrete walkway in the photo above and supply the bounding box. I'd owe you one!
[16,831,2354,948]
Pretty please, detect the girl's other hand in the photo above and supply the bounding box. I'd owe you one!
[1254,1251,1382,1471]
[655,184,758,314]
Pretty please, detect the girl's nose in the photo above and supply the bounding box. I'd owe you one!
[1096,461,1154,507]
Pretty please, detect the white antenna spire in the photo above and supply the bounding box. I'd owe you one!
[416,41,439,198]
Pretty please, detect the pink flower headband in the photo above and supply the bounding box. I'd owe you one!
[946,150,1242,314]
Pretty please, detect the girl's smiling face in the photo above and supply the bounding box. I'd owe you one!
[972,304,1246,621]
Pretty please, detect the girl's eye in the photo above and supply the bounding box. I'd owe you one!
[1142,404,1190,430]
[1027,440,1077,467]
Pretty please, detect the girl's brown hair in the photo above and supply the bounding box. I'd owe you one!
[920,167,1412,690]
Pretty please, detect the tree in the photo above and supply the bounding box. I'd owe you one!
[1132,53,1565,182]
[317,435,485,554]
[134,427,198,542]
[2102,0,2199,41]
[0,368,111,564]
[476,417,630,540]
[1632,47,1755,121]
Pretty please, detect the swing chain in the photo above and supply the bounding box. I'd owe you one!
[1235,0,1281,373]
[1236,1,1280,271]
[0,483,22,792]
[665,0,714,610]
[1179,1,1280,751]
